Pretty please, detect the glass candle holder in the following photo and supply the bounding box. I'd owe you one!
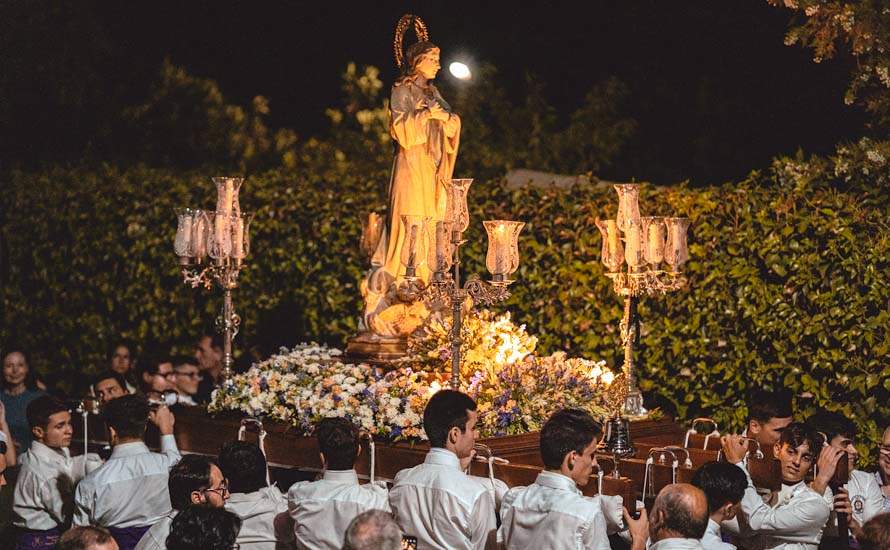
[208,210,232,260]
[445,179,473,234]
[614,184,641,232]
[641,216,666,267]
[190,210,210,261]
[399,215,431,278]
[231,212,254,260]
[428,220,453,277]
[663,217,690,272]
[360,212,384,261]
[213,176,244,216]
[483,220,524,283]
[596,218,625,273]
[174,208,195,258]
[624,218,645,269]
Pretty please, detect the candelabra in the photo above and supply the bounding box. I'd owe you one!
[174,177,254,382]
[394,179,524,388]
[596,184,689,418]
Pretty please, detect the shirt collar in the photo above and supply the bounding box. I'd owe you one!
[424,447,462,470]
[535,470,581,494]
[322,469,359,485]
[30,440,71,463]
[109,441,151,460]
[649,538,704,549]
[706,518,721,536]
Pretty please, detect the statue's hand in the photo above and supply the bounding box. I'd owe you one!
[428,102,450,122]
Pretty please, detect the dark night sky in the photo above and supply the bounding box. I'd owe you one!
[3,1,866,183]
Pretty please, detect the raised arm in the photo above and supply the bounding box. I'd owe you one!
[468,490,498,550]
[149,406,181,464]
[390,85,432,149]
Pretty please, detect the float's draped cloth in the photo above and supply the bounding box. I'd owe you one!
[368,78,460,299]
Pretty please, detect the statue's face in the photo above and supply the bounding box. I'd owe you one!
[414,48,440,80]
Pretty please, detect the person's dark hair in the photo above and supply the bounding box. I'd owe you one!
[102,394,149,439]
[859,513,890,550]
[746,389,793,424]
[166,507,242,550]
[653,486,709,539]
[422,390,477,448]
[691,461,747,513]
[138,353,171,378]
[806,410,857,444]
[172,355,198,369]
[218,440,268,494]
[58,525,114,550]
[169,455,216,510]
[107,340,134,361]
[779,422,822,456]
[92,370,127,393]
[343,509,403,550]
[540,408,603,470]
[1,350,39,391]
[196,333,224,352]
[314,417,360,471]
[26,395,68,430]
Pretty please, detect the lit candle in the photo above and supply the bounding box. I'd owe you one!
[648,222,664,263]
[626,221,642,267]
[232,216,245,259]
[495,223,506,273]
[223,180,234,214]
[607,219,619,258]
[192,214,207,258]
[215,212,229,258]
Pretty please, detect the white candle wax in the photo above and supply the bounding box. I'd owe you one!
[626,223,641,266]
[193,216,206,258]
[232,216,245,259]
[648,224,663,262]
[215,213,229,257]
[175,216,192,256]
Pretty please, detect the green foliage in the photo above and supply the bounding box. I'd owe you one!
[123,59,298,171]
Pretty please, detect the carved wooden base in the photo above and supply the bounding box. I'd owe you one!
[345,331,408,366]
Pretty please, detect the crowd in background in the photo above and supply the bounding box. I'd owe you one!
[1,344,889,550]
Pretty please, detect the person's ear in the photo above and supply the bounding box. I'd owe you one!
[32,426,45,441]
[108,426,118,445]
[448,426,460,446]
[190,490,204,505]
[142,371,152,384]
[748,420,761,435]
[773,442,782,458]
[319,452,326,469]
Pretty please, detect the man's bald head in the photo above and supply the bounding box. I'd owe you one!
[650,483,709,542]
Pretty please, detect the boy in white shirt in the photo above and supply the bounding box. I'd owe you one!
[722,422,844,550]
[13,396,102,549]
[220,440,294,550]
[288,417,389,550]
[389,389,497,550]
[73,394,181,550]
[690,461,747,549]
[499,408,646,550]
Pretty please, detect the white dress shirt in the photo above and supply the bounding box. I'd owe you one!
[649,538,705,549]
[288,469,389,550]
[228,486,293,550]
[12,441,102,530]
[133,510,176,550]
[498,470,610,550]
[874,470,890,513]
[734,463,831,549]
[73,434,181,528]
[701,518,734,549]
[389,448,497,550]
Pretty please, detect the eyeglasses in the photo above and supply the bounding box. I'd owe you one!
[203,479,230,498]
[231,544,241,550]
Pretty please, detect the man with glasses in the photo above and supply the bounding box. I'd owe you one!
[73,395,181,550]
[137,355,177,399]
[877,425,890,514]
[172,357,201,407]
[135,455,229,550]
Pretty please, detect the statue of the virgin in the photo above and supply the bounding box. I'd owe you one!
[358,15,461,340]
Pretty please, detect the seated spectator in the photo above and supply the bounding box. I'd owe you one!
[342,509,403,550]
[389,389,496,549]
[108,342,138,394]
[1,351,46,454]
[648,483,709,549]
[165,507,242,550]
[219,440,293,549]
[93,371,130,406]
[722,423,843,549]
[59,526,119,550]
[135,455,228,550]
[171,357,201,406]
[690,461,747,550]
[807,410,883,542]
[73,394,181,550]
[858,512,890,550]
[288,417,388,550]
[12,396,102,549]
[498,408,619,550]
[744,389,793,452]
[137,355,177,399]
[193,334,223,404]
[876,425,890,514]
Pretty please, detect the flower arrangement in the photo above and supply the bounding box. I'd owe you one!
[210,312,619,440]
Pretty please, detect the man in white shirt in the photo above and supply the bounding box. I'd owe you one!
[744,389,793,454]
[220,440,293,549]
[92,372,130,406]
[389,389,497,550]
[13,396,102,549]
[648,484,709,550]
[171,357,200,407]
[73,394,181,550]
[343,509,404,550]
[878,425,890,513]
[135,454,229,550]
[499,408,642,550]
[690,461,747,549]
[806,410,884,545]
[722,423,843,550]
[288,417,389,549]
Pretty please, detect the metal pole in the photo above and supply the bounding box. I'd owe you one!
[450,231,462,388]
[222,281,235,382]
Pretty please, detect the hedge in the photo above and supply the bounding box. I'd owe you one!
[2,153,888,463]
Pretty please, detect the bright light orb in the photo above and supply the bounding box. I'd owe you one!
[449,62,471,80]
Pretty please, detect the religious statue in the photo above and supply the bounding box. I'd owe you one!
[351,14,461,355]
